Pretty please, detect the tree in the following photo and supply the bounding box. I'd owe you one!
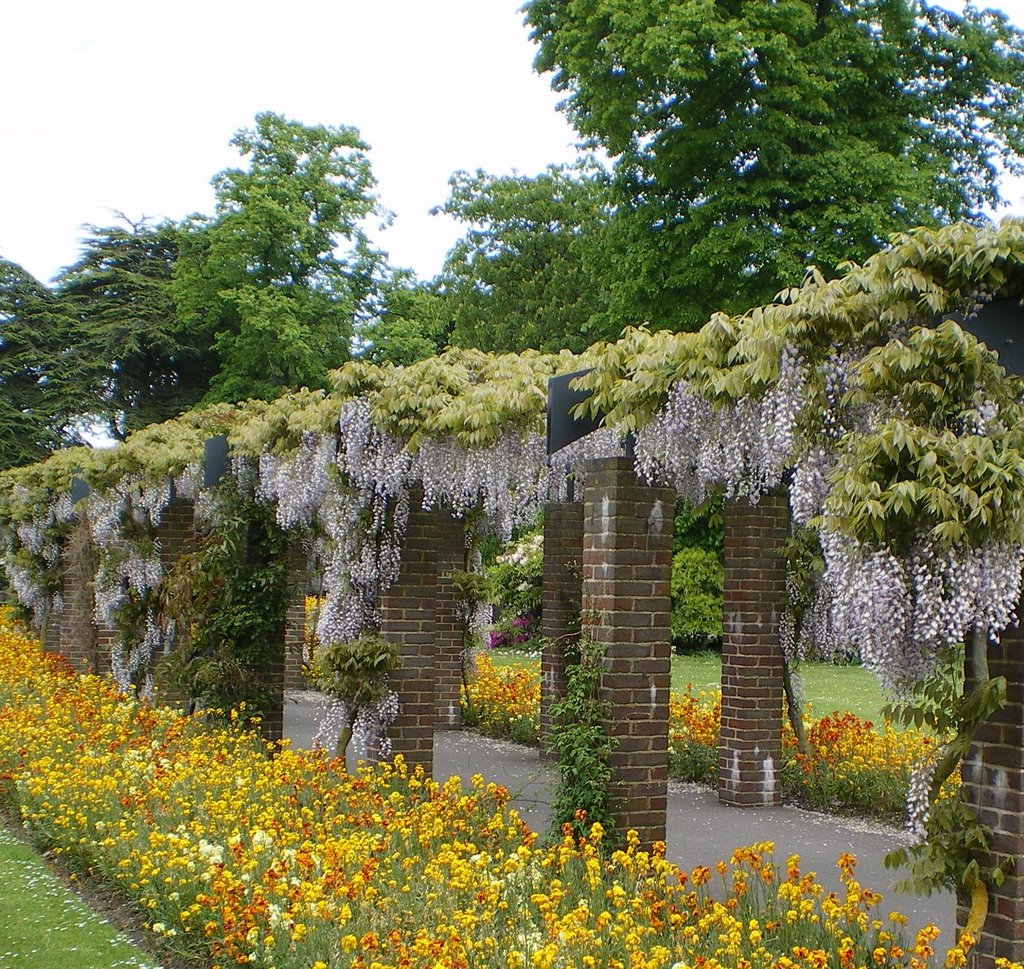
[174,112,384,404]
[525,0,1024,330]
[55,219,217,440]
[0,258,80,470]
[434,163,614,353]
[354,270,449,367]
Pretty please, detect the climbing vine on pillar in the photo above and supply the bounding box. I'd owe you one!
[161,478,291,723]
[549,638,617,845]
[883,646,1011,922]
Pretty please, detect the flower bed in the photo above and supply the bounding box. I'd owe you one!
[464,656,945,821]
[666,684,955,819]
[461,654,541,745]
[0,613,990,969]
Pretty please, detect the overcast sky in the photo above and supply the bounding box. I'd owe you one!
[3,0,1024,286]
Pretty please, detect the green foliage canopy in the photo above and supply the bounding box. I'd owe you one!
[55,220,217,440]
[174,112,383,404]
[3,222,1024,570]
[525,0,1024,330]
[353,271,449,367]
[436,163,615,352]
[572,222,1024,554]
[0,259,78,470]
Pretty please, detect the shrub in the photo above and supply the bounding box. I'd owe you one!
[307,633,400,760]
[159,480,291,722]
[485,530,544,649]
[670,546,723,650]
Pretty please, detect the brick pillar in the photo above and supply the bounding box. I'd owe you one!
[379,504,440,774]
[255,523,293,745]
[283,594,309,691]
[260,625,286,744]
[540,501,584,759]
[582,457,674,847]
[152,500,194,710]
[434,513,465,730]
[283,543,310,692]
[957,630,1024,967]
[718,492,788,807]
[40,591,62,656]
[56,514,104,674]
[157,499,194,570]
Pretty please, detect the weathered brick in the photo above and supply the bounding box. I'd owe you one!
[379,501,464,774]
[718,492,787,808]
[540,501,584,759]
[957,627,1024,967]
[581,457,673,848]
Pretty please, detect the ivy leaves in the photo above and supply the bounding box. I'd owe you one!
[160,481,292,721]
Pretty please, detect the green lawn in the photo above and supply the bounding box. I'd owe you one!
[487,649,888,723]
[0,822,162,969]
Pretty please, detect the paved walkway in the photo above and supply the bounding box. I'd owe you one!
[284,692,957,946]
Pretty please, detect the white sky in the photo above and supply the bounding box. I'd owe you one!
[3,0,1024,286]
[1,0,582,284]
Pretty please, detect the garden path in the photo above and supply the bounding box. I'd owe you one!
[283,692,956,946]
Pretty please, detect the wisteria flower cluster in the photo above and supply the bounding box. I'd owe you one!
[87,477,180,695]
[821,531,1022,693]
[0,488,75,622]
[634,345,806,505]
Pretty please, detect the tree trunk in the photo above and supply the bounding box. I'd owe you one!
[781,653,810,757]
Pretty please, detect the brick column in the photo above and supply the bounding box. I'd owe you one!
[958,630,1024,967]
[40,591,63,656]
[379,504,440,774]
[718,492,788,807]
[283,594,309,691]
[540,501,584,759]
[55,514,103,673]
[582,457,674,847]
[283,543,310,692]
[260,626,286,744]
[152,500,195,710]
[434,512,465,730]
[157,498,194,569]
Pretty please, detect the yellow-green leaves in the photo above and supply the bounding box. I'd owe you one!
[3,221,1024,556]
[341,347,583,450]
[827,423,1024,551]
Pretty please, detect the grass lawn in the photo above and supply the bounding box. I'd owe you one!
[487,649,888,723]
[0,822,162,969]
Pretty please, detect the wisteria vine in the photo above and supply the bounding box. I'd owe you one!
[0,221,1020,736]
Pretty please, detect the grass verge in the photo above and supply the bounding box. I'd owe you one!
[0,820,162,969]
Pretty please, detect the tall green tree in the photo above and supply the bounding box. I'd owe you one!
[525,0,1024,330]
[354,270,449,366]
[435,163,614,353]
[174,112,383,404]
[0,259,79,470]
[55,219,216,440]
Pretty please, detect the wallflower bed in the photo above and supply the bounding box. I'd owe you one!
[668,686,954,819]
[463,657,945,821]
[0,614,991,969]
[461,654,541,745]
